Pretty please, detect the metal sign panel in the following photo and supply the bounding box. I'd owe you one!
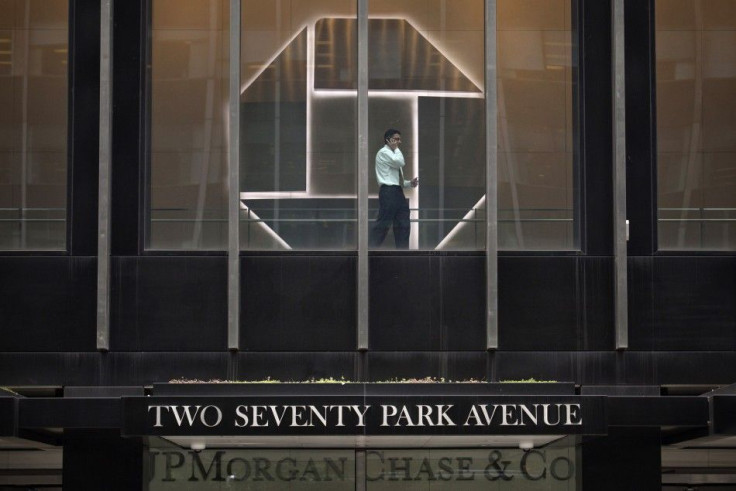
[123,395,606,437]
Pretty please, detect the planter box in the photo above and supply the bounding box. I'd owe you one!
[153,382,575,397]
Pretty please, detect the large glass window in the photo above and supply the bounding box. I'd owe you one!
[239,1,357,250]
[150,0,577,251]
[149,0,229,250]
[656,0,736,250]
[368,0,486,251]
[0,0,68,250]
[498,0,576,250]
[366,0,575,250]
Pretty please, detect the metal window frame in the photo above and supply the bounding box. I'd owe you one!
[485,0,498,350]
[96,0,114,351]
[357,0,369,351]
[613,0,628,349]
[228,0,241,350]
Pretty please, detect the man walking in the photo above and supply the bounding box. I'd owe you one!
[369,128,419,249]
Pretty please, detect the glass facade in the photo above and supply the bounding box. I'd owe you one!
[236,0,575,251]
[656,0,736,250]
[498,0,575,250]
[239,0,357,250]
[368,0,486,251]
[0,1,582,253]
[0,0,576,253]
[0,0,68,250]
[146,0,576,251]
[149,0,230,250]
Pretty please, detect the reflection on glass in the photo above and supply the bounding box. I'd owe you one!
[366,447,577,489]
[0,0,68,250]
[146,448,355,490]
[656,0,736,250]
[498,0,575,250]
[149,0,229,250]
[240,1,357,250]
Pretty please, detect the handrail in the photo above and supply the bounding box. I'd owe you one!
[659,218,736,222]
[0,219,66,222]
[148,217,575,223]
[659,207,736,212]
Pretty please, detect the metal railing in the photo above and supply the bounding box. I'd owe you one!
[658,207,736,222]
[0,207,67,249]
[148,206,575,250]
[658,207,736,249]
[0,207,66,222]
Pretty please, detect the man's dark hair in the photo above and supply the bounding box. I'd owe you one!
[383,128,401,143]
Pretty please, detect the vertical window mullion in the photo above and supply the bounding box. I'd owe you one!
[96,0,114,351]
[486,0,498,350]
[357,0,369,352]
[228,0,241,350]
[613,0,628,349]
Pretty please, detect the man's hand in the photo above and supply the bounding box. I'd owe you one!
[410,177,419,188]
[388,135,401,151]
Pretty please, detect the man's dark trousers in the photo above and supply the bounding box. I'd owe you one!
[370,185,410,248]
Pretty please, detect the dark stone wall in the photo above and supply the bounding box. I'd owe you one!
[0,257,97,352]
[0,0,735,391]
[582,427,661,490]
[63,429,143,491]
[241,255,356,351]
[110,256,228,351]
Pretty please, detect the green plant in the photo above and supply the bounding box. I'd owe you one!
[168,376,488,384]
[499,378,557,383]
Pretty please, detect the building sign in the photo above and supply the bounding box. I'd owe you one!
[147,448,577,490]
[365,448,577,489]
[148,449,354,489]
[124,396,606,436]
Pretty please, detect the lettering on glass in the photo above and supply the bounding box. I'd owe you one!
[147,449,575,485]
